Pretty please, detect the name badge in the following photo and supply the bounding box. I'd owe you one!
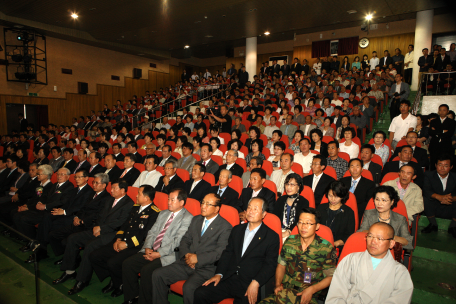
[304,267,312,284]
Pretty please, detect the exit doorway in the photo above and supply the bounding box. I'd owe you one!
[6,103,49,133]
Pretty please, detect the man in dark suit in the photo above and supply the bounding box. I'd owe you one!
[272,60,281,75]
[26,169,95,263]
[330,56,340,73]
[421,154,456,238]
[239,66,249,87]
[181,70,190,82]
[197,144,219,176]
[184,163,212,202]
[73,149,91,174]
[127,142,144,164]
[118,153,141,186]
[0,155,21,196]
[48,173,112,261]
[194,197,280,304]
[240,168,276,221]
[290,58,301,76]
[103,154,122,183]
[340,159,376,224]
[59,148,78,173]
[112,143,125,162]
[209,169,241,211]
[418,48,434,73]
[72,185,160,296]
[0,158,9,186]
[0,161,33,204]
[434,48,452,71]
[429,104,456,170]
[151,192,232,304]
[360,144,383,185]
[214,150,244,183]
[157,145,178,167]
[390,131,429,170]
[261,62,270,76]
[382,145,424,188]
[52,179,134,287]
[379,50,393,70]
[301,59,310,76]
[13,167,74,246]
[303,155,335,206]
[87,152,105,177]
[281,59,290,76]
[155,159,185,194]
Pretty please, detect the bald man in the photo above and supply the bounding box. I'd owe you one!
[326,222,413,304]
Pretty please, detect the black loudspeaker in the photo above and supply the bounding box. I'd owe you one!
[133,68,142,79]
[78,82,88,94]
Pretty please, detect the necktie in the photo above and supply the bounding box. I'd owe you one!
[112,199,119,208]
[203,161,207,166]
[153,213,175,250]
[120,170,127,178]
[201,219,210,236]
[63,162,67,167]
[90,166,94,173]
[349,180,358,193]
[74,162,82,173]
[93,193,98,199]
[218,189,222,196]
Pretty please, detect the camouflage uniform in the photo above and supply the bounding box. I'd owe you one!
[259,234,337,304]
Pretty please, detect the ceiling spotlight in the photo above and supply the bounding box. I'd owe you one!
[264,31,270,35]
[365,14,373,21]
[184,45,190,49]
[71,13,78,19]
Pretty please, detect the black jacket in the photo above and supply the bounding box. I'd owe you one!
[115,203,161,248]
[239,71,249,85]
[132,152,144,164]
[310,141,328,159]
[107,165,123,183]
[17,176,41,202]
[43,181,75,210]
[340,176,376,224]
[366,162,383,185]
[88,164,106,177]
[429,117,456,154]
[0,168,21,194]
[434,54,452,71]
[73,160,91,174]
[379,56,393,69]
[303,173,336,206]
[215,223,280,289]
[26,181,55,209]
[281,64,291,76]
[240,187,276,213]
[184,179,212,202]
[115,153,125,162]
[61,184,95,215]
[209,186,240,210]
[118,167,141,186]
[291,62,301,75]
[273,195,309,231]
[382,161,424,189]
[59,159,78,173]
[73,190,112,228]
[214,164,244,183]
[316,204,355,245]
[155,174,185,194]
[391,146,429,169]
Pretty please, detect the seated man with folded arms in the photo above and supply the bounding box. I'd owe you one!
[194,197,280,304]
[326,222,414,304]
[121,188,193,304]
[259,207,336,304]
[383,164,423,223]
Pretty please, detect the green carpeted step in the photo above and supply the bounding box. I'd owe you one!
[418,216,451,231]
[411,257,456,303]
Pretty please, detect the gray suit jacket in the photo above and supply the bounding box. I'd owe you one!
[177,214,232,273]
[280,124,298,144]
[198,159,219,176]
[140,208,193,267]
[388,82,410,103]
[49,157,65,173]
[300,124,316,137]
[176,155,197,175]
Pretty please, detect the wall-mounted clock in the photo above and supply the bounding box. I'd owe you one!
[359,37,370,48]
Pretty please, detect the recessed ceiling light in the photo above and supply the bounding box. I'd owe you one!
[184,45,190,49]
[205,35,213,38]
[347,10,357,14]
[71,13,78,19]
[264,31,270,35]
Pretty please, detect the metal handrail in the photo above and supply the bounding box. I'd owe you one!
[412,71,455,115]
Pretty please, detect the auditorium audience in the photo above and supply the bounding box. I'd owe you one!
[303,155,335,206]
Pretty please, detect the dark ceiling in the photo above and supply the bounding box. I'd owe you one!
[0,0,452,60]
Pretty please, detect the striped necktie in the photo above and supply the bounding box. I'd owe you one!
[152,213,175,250]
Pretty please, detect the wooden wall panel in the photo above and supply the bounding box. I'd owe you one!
[293,33,415,69]
[149,71,157,91]
[156,73,164,89]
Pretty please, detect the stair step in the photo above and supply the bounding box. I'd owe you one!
[413,247,456,265]
[411,257,456,303]
[418,216,451,230]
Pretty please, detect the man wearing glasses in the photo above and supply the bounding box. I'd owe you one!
[151,193,232,304]
[326,222,413,303]
[259,207,336,304]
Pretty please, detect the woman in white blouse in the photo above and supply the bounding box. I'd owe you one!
[110,128,118,142]
[313,58,322,75]
[267,141,285,171]
[339,127,359,159]
[210,137,223,157]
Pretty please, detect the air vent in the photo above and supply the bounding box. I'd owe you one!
[150,63,157,68]
[61,68,72,74]
[111,75,120,81]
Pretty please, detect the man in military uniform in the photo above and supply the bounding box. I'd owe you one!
[260,207,336,304]
[87,185,160,297]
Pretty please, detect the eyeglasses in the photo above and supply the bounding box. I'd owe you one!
[366,234,393,242]
[298,222,317,227]
[285,183,298,187]
[200,202,218,207]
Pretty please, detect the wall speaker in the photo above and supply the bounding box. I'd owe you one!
[133,68,142,79]
[78,82,88,94]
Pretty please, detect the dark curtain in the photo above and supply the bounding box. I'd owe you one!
[312,40,330,58]
[338,36,359,55]
[36,105,49,128]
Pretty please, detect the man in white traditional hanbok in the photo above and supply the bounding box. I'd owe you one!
[326,222,413,304]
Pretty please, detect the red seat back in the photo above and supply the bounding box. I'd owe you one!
[263,213,283,253]
[381,172,399,185]
[219,205,240,227]
[202,172,215,186]
[185,198,201,215]
[176,168,190,182]
[291,224,334,246]
[127,186,139,203]
[343,170,373,181]
[154,191,168,210]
